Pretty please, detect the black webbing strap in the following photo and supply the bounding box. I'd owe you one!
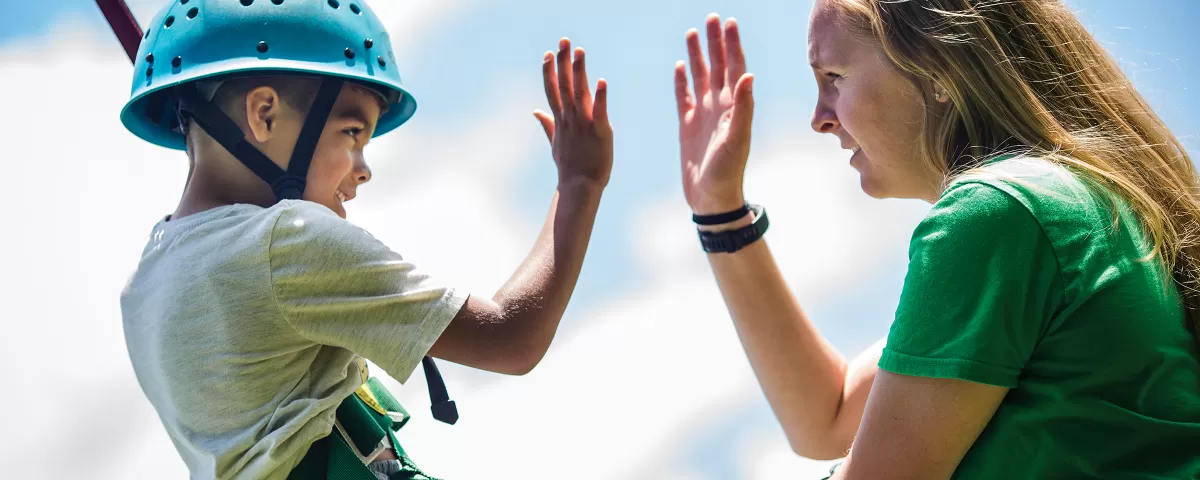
[422,357,458,425]
[281,78,344,200]
[176,83,288,190]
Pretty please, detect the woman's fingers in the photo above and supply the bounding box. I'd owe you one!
[686,28,711,100]
[675,60,695,119]
[724,18,747,87]
[705,14,727,92]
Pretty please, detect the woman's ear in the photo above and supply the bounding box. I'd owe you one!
[245,86,281,142]
[932,83,951,104]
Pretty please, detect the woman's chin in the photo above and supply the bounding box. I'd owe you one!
[855,170,890,199]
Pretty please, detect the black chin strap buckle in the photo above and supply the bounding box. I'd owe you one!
[271,175,306,201]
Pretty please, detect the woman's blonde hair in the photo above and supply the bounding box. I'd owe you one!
[833,0,1200,341]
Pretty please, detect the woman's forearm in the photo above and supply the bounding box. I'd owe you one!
[703,213,858,458]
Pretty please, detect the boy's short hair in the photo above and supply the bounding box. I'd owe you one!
[180,74,320,144]
[207,74,323,117]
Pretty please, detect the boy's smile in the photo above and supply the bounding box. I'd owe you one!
[299,84,386,219]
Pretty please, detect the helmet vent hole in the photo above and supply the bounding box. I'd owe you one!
[187,7,198,19]
[180,0,189,4]
[328,0,340,9]
[241,0,253,6]
[350,3,360,14]
[272,0,284,4]
[165,16,175,28]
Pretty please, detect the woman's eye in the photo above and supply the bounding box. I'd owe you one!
[825,72,844,83]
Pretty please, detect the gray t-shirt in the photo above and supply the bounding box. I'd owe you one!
[120,200,467,479]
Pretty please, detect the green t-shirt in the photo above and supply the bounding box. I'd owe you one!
[879,156,1200,479]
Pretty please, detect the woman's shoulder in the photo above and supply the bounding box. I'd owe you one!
[934,154,1151,265]
[941,155,1120,229]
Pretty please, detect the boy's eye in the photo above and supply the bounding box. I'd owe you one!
[344,127,364,137]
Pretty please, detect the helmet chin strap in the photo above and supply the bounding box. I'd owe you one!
[176,78,459,425]
[176,78,344,202]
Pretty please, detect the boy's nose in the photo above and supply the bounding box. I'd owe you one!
[354,163,372,185]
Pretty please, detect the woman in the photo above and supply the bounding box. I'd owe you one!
[673,1,1200,478]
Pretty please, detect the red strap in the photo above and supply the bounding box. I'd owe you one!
[94,0,143,63]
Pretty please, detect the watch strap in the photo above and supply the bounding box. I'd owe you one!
[698,204,769,253]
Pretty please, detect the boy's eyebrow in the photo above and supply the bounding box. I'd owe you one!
[331,107,375,128]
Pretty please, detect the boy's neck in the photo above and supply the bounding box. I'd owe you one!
[172,155,278,221]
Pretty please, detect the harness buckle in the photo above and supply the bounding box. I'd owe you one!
[332,416,392,465]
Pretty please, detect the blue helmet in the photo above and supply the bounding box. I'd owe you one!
[120,0,416,152]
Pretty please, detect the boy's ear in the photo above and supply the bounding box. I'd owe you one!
[245,86,281,143]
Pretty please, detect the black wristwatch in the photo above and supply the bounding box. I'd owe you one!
[698,204,769,253]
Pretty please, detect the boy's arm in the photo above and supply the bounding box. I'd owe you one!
[428,179,602,375]
[427,39,612,376]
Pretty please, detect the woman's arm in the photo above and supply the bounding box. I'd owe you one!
[674,14,884,459]
[833,371,1008,480]
[705,222,884,457]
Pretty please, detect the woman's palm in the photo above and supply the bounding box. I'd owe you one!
[675,15,756,215]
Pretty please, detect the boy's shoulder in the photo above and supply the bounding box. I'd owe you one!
[163,200,365,242]
[140,200,385,271]
[265,200,390,257]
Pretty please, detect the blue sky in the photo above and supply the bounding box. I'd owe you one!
[1,1,1197,478]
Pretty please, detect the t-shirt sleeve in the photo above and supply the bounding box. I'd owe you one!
[268,203,469,384]
[878,182,1064,388]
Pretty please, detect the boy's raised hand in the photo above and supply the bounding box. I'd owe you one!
[534,38,614,188]
[428,39,611,376]
[675,14,755,215]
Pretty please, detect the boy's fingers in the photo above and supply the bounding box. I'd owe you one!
[557,38,575,114]
[686,29,710,98]
[725,18,747,86]
[706,14,727,91]
[593,79,610,133]
[542,51,562,114]
[573,47,593,120]
[674,61,694,119]
[533,110,555,143]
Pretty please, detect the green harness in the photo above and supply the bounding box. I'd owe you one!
[288,376,441,480]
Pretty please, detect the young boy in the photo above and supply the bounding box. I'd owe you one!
[117,1,612,479]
